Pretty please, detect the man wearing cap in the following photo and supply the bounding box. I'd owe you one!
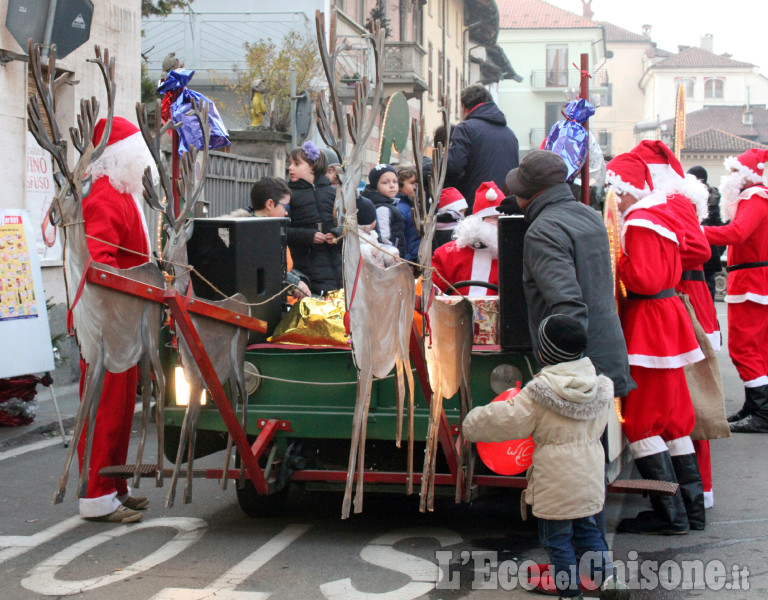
[605,153,705,534]
[704,149,768,434]
[506,150,633,398]
[445,84,519,212]
[432,182,503,296]
[77,117,157,523]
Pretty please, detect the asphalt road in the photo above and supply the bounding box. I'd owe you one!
[0,303,766,599]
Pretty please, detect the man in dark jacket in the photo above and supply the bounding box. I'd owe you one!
[446,84,519,212]
[506,150,634,398]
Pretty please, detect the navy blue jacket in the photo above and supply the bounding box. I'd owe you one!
[445,102,519,212]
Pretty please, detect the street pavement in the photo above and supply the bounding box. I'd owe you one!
[0,302,766,599]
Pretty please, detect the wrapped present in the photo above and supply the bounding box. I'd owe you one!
[437,295,499,345]
[156,69,231,155]
[544,98,595,183]
[269,290,349,348]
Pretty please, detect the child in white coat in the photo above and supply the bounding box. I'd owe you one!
[463,314,629,600]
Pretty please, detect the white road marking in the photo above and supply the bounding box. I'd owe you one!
[21,517,207,596]
[0,516,82,566]
[150,523,312,600]
[0,437,63,462]
[320,527,463,600]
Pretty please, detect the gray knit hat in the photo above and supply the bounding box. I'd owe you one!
[537,314,587,366]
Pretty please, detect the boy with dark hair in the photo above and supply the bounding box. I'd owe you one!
[395,165,421,262]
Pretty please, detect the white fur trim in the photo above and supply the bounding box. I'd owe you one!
[438,199,467,214]
[86,131,158,196]
[453,215,499,256]
[79,491,121,518]
[724,156,764,184]
[606,170,651,200]
[469,250,493,295]
[473,206,501,219]
[623,190,668,215]
[623,219,679,245]
[665,435,695,456]
[703,490,714,508]
[630,435,667,459]
[131,192,152,251]
[486,188,498,201]
[744,376,768,388]
[725,292,768,304]
[627,347,705,368]
[706,331,721,352]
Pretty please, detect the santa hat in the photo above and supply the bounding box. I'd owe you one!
[473,181,503,218]
[631,140,708,219]
[93,116,141,148]
[437,187,467,214]
[724,148,768,185]
[605,153,654,200]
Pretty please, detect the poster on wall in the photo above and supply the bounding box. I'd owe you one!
[25,131,63,266]
[0,210,55,378]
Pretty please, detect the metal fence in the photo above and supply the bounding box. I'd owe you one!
[203,151,273,217]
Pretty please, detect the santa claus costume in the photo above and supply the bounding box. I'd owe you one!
[631,140,718,508]
[432,187,468,251]
[432,182,502,296]
[77,117,155,521]
[607,154,706,534]
[704,148,768,434]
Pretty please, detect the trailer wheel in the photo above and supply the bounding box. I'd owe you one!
[234,448,289,518]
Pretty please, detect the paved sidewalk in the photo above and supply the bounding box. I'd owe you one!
[0,380,80,449]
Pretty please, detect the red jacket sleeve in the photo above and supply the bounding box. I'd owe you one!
[431,246,449,292]
[83,187,131,268]
[619,225,679,295]
[704,197,765,246]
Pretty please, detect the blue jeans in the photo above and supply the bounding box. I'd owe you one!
[538,515,613,598]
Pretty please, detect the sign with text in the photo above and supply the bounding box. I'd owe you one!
[25,131,62,266]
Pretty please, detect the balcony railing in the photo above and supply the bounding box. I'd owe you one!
[383,41,427,92]
[530,68,609,91]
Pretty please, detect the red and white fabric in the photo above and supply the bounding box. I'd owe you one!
[619,193,704,368]
[77,117,153,517]
[725,301,768,387]
[432,242,498,296]
[472,181,503,218]
[631,140,709,220]
[606,153,653,200]
[666,194,721,350]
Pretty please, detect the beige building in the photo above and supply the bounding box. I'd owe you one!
[1,0,142,305]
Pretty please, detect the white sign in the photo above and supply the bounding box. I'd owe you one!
[0,209,55,378]
[25,132,63,266]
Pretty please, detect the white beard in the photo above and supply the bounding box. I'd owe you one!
[719,171,749,222]
[453,215,499,258]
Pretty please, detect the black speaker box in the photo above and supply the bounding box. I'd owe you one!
[498,215,532,350]
[186,217,288,343]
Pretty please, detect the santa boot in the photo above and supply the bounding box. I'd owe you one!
[730,385,768,433]
[670,453,706,530]
[616,451,689,535]
[727,386,759,423]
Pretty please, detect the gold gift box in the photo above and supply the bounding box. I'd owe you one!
[269,289,350,348]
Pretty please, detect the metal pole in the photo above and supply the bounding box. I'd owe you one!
[42,0,58,57]
[579,53,590,206]
[290,69,297,149]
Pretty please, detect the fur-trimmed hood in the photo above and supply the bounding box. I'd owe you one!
[528,358,612,420]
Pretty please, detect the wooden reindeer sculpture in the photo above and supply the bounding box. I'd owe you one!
[411,109,474,512]
[315,11,415,518]
[26,41,167,504]
[138,99,251,507]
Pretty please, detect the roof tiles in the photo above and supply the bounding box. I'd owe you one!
[497,0,599,29]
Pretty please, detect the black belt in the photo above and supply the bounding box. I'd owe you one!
[626,288,676,300]
[726,260,768,273]
[680,270,706,282]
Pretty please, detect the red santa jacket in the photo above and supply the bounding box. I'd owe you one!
[82,176,150,269]
[704,185,768,303]
[665,193,720,348]
[619,194,704,368]
[432,242,498,296]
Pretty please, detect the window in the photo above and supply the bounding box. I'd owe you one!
[705,77,724,99]
[428,42,434,99]
[413,2,423,45]
[596,83,613,107]
[675,77,695,98]
[546,45,568,87]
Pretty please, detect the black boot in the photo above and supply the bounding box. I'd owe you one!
[671,453,705,530]
[727,387,759,422]
[730,385,768,433]
[617,451,689,535]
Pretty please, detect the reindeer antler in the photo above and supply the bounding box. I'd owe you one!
[136,100,181,219]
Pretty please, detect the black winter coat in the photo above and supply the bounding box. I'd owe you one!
[361,187,407,259]
[521,183,635,397]
[445,102,519,211]
[287,175,343,294]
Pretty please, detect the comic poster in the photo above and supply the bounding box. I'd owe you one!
[25,131,63,266]
[0,214,38,322]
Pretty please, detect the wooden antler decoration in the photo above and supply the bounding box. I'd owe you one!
[26,40,167,504]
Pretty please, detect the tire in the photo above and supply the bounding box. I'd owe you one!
[715,269,727,301]
[234,451,289,518]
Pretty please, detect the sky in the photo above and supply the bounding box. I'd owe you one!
[544,0,765,73]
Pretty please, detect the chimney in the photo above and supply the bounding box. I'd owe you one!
[701,33,714,53]
[678,45,690,53]
[642,24,652,39]
[581,0,594,19]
